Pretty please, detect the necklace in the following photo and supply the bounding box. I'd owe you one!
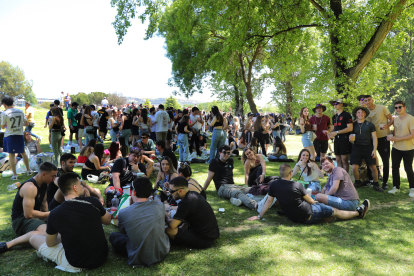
[357,121,364,134]
[314,116,323,125]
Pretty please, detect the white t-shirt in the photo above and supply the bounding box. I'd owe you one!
[91,111,99,127]
[1,108,27,137]
[189,114,201,131]
[101,99,109,106]
[149,114,157,132]
[60,93,65,104]
[155,110,169,132]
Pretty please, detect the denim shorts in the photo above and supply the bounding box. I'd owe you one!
[304,203,333,224]
[328,196,359,211]
[302,131,314,147]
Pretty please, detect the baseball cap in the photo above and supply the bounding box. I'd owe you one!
[102,104,107,108]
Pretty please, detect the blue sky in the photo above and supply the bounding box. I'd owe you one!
[0,0,270,105]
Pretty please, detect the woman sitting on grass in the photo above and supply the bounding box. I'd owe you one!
[154,156,178,202]
[242,146,267,187]
[292,149,324,182]
[108,142,122,161]
[269,136,288,160]
[77,146,94,164]
[228,135,239,157]
[118,136,129,157]
[24,131,42,157]
[81,143,110,180]
[177,162,206,199]
[133,141,154,177]
[247,137,259,154]
[238,131,247,149]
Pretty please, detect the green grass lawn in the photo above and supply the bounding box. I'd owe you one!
[0,107,414,275]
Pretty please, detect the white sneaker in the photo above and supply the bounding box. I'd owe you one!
[388,186,400,194]
[49,144,52,149]
[409,188,414,198]
[230,197,242,207]
[10,175,18,180]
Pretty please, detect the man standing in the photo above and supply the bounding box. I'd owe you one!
[349,106,381,191]
[328,99,353,173]
[29,172,111,272]
[149,107,157,141]
[64,93,71,111]
[1,97,32,180]
[316,157,361,211]
[165,177,220,249]
[362,95,394,190]
[67,102,78,146]
[189,107,204,156]
[388,101,414,196]
[60,92,65,109]
[0,162,57,254]
[309,104,331,162]
[101,97,109,106]
[74,104,85,150]
[109,177,170,267]
[98,104,109,141]
[155,104,169,142]
[248,163,370,223]
[24,102,40,140]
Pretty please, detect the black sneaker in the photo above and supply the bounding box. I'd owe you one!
[0,242,8,254]
[382,183,388,190]
[354,180,363,188]
[357,199,370,219]
[361,180,372,187]
[277,210,285,216]
[373,185,383,192]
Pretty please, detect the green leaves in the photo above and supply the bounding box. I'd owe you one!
[0,61,33,100]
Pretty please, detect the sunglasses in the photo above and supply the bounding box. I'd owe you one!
[141,137,149,139]
[221,151,231,155]
[333,102,341,106]
[394,106,404,110]
[168,188,182,194]
[359,98,365,102]
[315,104,322,107]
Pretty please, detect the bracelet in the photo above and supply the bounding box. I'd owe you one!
[261,173,265,176]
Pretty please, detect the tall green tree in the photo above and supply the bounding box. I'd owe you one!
[0,61,34,100]
[71,92,90,105]
[143,98,152,107]
[89,92,109,107]
[164,95,181,109]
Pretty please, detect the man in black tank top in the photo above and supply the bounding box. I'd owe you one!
[0,162,57,254]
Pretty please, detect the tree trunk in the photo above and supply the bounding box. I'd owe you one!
[238,53,259,114]
[233,84,240,116]
[239,92,245,116]
[285,81,293,115]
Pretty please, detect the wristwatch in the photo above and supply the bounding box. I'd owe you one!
[336,131,339,135]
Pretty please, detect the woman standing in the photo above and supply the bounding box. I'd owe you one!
[176,112,191,162]
[299,107,316,161]
[108,110,119,142]
[81,106,94,145]
[263,115,271,154]
[253,115,267,156]
[166,110,174,149]
[137,108,152,137]
[119,108,132,147]
[49,107,64,166]
[131,108,140,146]
[233,117,240,144]
[271,115,281,152]
[207,106,227,163]
[242,147,267,187]
[292,149,324,182]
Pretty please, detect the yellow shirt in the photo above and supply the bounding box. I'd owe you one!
[393,114,414,151]
[366,105,390,138]
[25,107,35,123]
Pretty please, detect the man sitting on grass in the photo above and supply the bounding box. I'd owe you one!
[109,177,170,267]
[47,153,103,210]
[153,140,178,171]
[315,157,360,211]
[203,145,258,209]
[248,163,370,224]
[0,162,57,254]
[29,172,111,272]
[137,132,156,157]
[166,177,220,249]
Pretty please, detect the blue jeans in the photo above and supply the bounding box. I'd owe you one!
[328,196,359,211]
[280,127,287,142]
[121,129,132,146]
[272,130,280,151]
[304,203,333,224]
[65,102,70,111]
[177,133,189,162]
[110,129,118,142]
[84,132,94,146]
[25,125,40,139]
[209,128,225,163]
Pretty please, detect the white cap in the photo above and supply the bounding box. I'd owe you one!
[104,97,107,99]
[102,104,107,108]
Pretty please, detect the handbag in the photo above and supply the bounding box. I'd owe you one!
[296,128,302,135]
[310,131,317,142]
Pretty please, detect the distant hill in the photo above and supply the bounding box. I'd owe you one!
[126,97,199,106]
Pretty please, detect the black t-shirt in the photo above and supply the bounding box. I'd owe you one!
[46,197,108,269]
[98,109,109,129]
[332,111,353,133]
[177,122,188,134]
[174,191,220,240]
[75,112,84,129]
[162,149,178,170]
[199,136,207,147]
[208,158,234,190]
[352,120,376,146]
[122,114,132,129]
[47,168,66,205]
[268,179,312,223]
[110,158,146,187]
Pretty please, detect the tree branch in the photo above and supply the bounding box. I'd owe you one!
[247,24,322,40]
[308,0,329,20]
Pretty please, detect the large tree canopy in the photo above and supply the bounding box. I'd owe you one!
[0,61,34,100]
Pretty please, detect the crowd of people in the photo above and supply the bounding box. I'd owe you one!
[0,94,413,272]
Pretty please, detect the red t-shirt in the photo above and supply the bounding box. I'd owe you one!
[77,156,88,163]
[309,115,331,141]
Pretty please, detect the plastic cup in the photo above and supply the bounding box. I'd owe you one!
[306,188,312,197]
[350,134,355,142]
[380,124,385,130]
[312,124,317,131]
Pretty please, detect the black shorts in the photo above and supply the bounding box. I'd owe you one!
[174,228,215,249]
[70,125,79,134]
[334,135,352,156]
[167,130,172,140]
[313,139,328,154]
[100,127,108,134]
[350,144,376,166]
[263,133,270,144]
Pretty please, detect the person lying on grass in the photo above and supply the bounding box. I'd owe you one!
[248,163,370,224]
[315,157,360,211]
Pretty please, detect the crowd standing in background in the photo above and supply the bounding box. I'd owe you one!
[0,93,413,272]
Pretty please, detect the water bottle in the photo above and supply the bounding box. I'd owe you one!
[154,191,161,202]
[111,195,119,213]
[7,182,21,191]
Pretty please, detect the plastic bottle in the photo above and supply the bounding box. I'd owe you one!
[154,191,161,202]
[7,182,21,191]
[111,195,119,213]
